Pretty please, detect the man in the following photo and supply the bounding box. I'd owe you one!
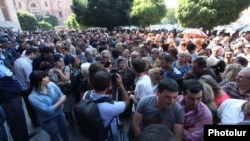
[184,57,217,81]
[65,38,76,55]
[83,70,129,140]
[132,78,184,141]
[0,59,36,141]
[160,54,182,88]
[217,99,249,124]
[32,46,54,71]
[134,124,177,141]
[176,79,212,141]
[0,38,19,70]
[13,47,39,127]
[223,67,250,99]
[129,58,153,112]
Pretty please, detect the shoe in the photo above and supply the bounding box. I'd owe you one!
[28,132,37,139]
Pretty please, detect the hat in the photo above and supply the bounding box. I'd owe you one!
[0,38,10,44]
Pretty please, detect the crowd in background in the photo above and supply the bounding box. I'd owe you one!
[1,25,250,141]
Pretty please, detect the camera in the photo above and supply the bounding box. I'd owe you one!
[110,68,118,83]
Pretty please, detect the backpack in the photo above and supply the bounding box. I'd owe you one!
[74,90,115,141]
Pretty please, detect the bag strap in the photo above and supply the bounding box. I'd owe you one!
[85,90,114,104]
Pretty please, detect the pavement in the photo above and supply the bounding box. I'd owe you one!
[3,98,131,141]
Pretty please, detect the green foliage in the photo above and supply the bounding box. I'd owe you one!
[37,14,58,26]
[71,0,131,29]
[17,10,38,31]
[162,8,177,24]
[38,20,52,31]
[129,0,167,27]
[65,13,80,29]
[177,0,250,29]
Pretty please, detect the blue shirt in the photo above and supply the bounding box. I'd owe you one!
[14,55,33,90]
[28,82,64,122]
[172,62,191,77]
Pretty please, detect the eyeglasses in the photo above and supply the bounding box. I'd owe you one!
[102,56,109,59]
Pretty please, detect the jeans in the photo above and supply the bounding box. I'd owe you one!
[39,113,69,141]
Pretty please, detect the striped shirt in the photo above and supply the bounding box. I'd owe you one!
[222,82,246,100]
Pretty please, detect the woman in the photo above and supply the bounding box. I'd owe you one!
[28,71,69,141]
[199,75,230,107]
[151,48,160,68]
[200,82,218,124]
[148,68,163,94]
[48,54,74,126]
[172,52,191,77]
[219,63,243,86]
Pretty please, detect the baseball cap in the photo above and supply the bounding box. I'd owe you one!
[0,38,10,44]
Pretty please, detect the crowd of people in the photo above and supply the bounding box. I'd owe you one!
[0,25,250,141]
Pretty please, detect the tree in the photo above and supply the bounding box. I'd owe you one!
[17,10,38,31]
[71,0,131,29]
[129,0,167,27]
[65,13,80,29]
[37,14,58,26]
[177,0,250,29]
[38,20,52,31]
[162,8,178,24]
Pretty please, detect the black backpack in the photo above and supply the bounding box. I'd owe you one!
[74,91,115,141]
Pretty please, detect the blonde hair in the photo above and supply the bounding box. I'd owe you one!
[148,68,163,81]
[200,82,217,114]
[222,63,243,82]
[199,75,221,96]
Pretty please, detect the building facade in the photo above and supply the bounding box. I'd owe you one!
[13,0,73,25]
[0,0,21,30]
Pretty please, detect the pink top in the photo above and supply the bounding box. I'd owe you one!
[214,92,230,107]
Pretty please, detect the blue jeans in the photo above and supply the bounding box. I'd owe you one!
[39,113,69,141]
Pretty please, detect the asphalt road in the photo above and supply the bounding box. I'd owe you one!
[3,98,131,141]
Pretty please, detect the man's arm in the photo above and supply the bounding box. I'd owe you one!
[116,73,129,106]
[132,111,143,136]
[173,123,183,141]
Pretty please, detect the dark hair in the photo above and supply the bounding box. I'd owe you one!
[43,46,54,54]
[117,57,126,64]
[111,49,121,59]
[182,79,203,94]
[29,70,48,89]
[25,47,38,55]
[134,124,177,141]
[53,54,63,62]
[193,57,206,68]
[234,56,248,67]
[186,43,196,51]
[160,54,173,63]
[88,62,104,85]
[92,71,110,91]
[132,58,146,73]
[158,78,179,92]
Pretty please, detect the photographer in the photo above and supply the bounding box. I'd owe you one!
[83,70,129,140]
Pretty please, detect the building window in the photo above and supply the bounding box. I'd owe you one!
[44,1,48,7]
[31,3,36,8]
[18,2,22,8]
[59,11,63,17]
[57,1,61,9]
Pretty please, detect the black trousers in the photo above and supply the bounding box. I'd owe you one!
[1,96,29,141]
[22,90,39,127]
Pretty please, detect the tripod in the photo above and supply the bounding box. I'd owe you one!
[115,87,125,141]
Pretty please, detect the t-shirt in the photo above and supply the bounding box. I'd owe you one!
[136,95,184,130]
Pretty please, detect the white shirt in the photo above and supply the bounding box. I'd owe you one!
[217,99,247,124]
